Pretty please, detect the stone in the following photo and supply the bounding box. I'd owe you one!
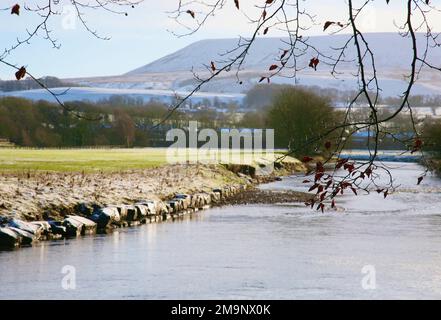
[210,191,221,203]
[135,204,149,218]
[0,227,21,248]
[90,207,120,229]
[116,205,129,221]
[66,215,97,235]
[124,205,138,221]
[174,194,192,209]
[155,201,169,215]
[30,221,52,240]
[167,200,180,213]
[8,227,35,245]
[8,218,41,238]
[62,216,84,237]
[48,221,67,236]
[136,201,157,216]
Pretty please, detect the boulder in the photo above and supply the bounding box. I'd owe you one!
[202,193,212,205]
[8,227,35,245]
[213,188,223,196]
[135,204,149,219]
[30,221,51,233]
[8,218,41,239]
[48,221,67,236]
[62,217,84,237]
[90,207,120,229]
[166,200,180,213]
[165,202,173,214]
[174,194,191,209]
[66,215,97,234]
[0,227,21,248]
[116,205,129,221]
[136,201,157,216]
[190,194,202,209]
[210,191,221,203]
[172,198,187,210]
[30,221,52,240]
[124,205,138,221]
[155,201,169,215]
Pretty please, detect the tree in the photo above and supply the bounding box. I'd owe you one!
[267,87,339,156]
[2,0,439,210]
[114,110,135,147]
[164,0,436,210]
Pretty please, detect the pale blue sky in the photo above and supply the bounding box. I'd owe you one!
[0,0,429,80]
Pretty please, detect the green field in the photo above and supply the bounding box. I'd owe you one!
[0,148,168,172]
[0,147,293,173]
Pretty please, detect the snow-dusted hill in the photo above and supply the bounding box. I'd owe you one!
[127,33,436,74]
[68,33,441,97]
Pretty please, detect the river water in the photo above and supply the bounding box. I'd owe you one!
[1,162,441,299]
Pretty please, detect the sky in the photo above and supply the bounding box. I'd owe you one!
[0,0,436,80]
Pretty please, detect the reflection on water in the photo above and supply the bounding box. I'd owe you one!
[1,162,441,299]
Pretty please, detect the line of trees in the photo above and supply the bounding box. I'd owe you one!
[0,96,242,148]
[0,97,166,147]
[2,85,437,153]
[0,76,77,92]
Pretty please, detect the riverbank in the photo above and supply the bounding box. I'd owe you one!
[0,151,309,248]
[215,188,313,206]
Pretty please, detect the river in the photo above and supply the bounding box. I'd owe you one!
[1,161,441,299]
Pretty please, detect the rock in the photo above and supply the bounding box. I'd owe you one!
[62,216,84,237]
[210,190,221,203]
[30,221,52,240]
[135,204,149,219]
[190,194,202,209]
[30,221,51,233]
[116,205,129,221]
[213,188,222,196]
[173,198,187,210]
[8,218,41,238]
[201,193,211,206]
[48,220,67,236]
[123,205,138,221]
[90,207,120,229]
[136,201,157,216]
[155,201,169,215]
[166,200,180,213]
[66,215,97,235]
[0,227,21,248]
[166,202,173,213]
[174,194,191,209]
[8,227,35,245]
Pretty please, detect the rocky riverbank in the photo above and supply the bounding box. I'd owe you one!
[0,159,309,249]
[215,188,313,206]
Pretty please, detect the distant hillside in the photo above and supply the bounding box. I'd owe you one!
[68,33,441,97]
[127,33,440,74]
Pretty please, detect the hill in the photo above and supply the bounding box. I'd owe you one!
[66,33,441,97]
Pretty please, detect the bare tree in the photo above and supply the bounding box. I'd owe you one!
[1,0,141,118]
[165,0,438,211]
[2,0,440,210]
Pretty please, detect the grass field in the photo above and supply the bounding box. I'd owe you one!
[0,148,168,172]
[0,147,293,173]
